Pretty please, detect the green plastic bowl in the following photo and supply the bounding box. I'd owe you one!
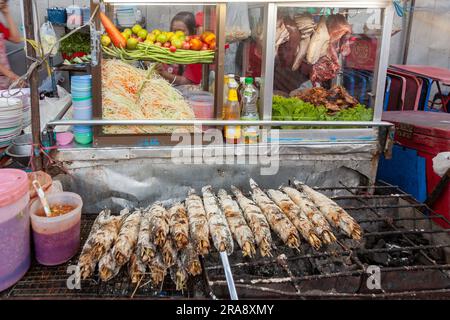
[74,131,92,145]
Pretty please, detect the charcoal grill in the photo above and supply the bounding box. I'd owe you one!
[1,183,449,300]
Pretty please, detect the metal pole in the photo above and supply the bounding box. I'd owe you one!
[23,0,42,170]
[402,0,415,64]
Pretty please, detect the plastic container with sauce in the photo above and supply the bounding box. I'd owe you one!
[0,169,30,292]
[29,192,82,266]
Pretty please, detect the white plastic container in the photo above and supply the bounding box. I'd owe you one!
[29,192,82,266]
[0,169,30,292]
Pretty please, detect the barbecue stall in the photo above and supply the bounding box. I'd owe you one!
[43,0,396,211]
[4,0,450,300]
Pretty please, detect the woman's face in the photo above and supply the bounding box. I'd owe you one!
[171,20,190,35]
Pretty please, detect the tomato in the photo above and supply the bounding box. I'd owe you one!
[182,41,191,50]
[163,41,171,48]
[184,36,191,42]
[209,40,216,50]
[201,43,209,51]
[169,46,177,53]
[189,38,203,51]
[154,42,162,47]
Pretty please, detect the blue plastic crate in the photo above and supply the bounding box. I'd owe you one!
[47,8,67,25]
[377,144,427,202]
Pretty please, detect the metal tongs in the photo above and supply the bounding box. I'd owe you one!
[32,180,52,217]
[219,251,239,300]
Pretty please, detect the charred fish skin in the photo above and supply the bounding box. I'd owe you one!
[112,209,142,266]
[249,179,300,249]
[148,202,170,247]
[202,185,234,255]
[78,209,111,279]
[267,188,322,250]
[186,188,210,255]
[217,189,256,257]
[162,237,177,268]
[148,252,167,287]
[230,185,273,257]
[170,257,189,292]
[98,250,121,282]
[137,206,157,263]
[180,242,202,276]
[168,202,190,250]
[293,180,362,240]
[281,185,336,244]
[91,214,123,261]
[129,251,147,284]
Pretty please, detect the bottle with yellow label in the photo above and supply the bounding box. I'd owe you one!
[223,80,241,144]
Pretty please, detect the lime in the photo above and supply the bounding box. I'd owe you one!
[132,24,142,34]
[152,29,161,36]
[123,28,132,36]
[121,32,130,40]
[137,29,148,40]
[126,37,139,50]
[101,34,111,46]
[156,33,168,44]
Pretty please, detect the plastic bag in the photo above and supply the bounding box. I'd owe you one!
[40,21,58,56]
[225,3,251,42]
[433,152,450,177]
[66,6,82,30]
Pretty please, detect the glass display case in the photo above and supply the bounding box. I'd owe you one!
[90,0,394,146]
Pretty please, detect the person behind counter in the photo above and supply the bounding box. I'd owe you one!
[0,0,23,90]
[157,11,202,85]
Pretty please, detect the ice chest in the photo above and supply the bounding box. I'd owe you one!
[380,111,450,227]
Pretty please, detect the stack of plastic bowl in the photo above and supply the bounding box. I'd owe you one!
[0,89,31,128]
[0,97,23,148]
[71,75,92,145]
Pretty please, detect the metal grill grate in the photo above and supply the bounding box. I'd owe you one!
[203,182,450,299]
[1,183,450,299]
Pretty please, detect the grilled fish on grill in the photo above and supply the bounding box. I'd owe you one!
[249,179,300,249]
[281,186,336,244]
[180,242,202,276]
[162,236,177,268]
[91,214,123,261]
[128,251,147,284]
[202,185,234,255]
[137,206,157,263]
[294,180,362,240]
[231,185,273,257]
[170,257,189,292]
[186,188,210,255]
[112,209,141,266]
[217,189,256,257]
[267,189,322,250]
[168,202,189,250]
[98,250,121,281]
[148,252,167,287]
[148,202,170,247]
[78,209,113,279]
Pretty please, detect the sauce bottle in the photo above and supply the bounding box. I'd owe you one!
[223,79,241,144]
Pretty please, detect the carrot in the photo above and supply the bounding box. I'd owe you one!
[100,12,126,48]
